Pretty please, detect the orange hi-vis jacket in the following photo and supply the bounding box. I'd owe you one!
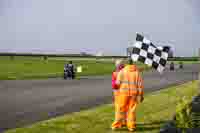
[114,65,144,96]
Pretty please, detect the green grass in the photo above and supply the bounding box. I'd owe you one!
[1,55,197,80]
[0,56,148,80]
[0,57,114,80]
[5,81,199,133]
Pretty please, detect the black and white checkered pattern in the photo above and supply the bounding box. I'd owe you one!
[131,34,170,73]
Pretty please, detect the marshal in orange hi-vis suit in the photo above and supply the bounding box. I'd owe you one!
[111,63,144,132]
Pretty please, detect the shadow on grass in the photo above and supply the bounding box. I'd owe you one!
[136,121,166,132]
[110,121,167,132]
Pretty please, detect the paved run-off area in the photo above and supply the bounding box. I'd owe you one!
[0,64,199,130]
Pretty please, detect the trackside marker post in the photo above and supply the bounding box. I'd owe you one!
[77,66,82,73]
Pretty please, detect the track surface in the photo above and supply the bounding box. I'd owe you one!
[0,64,199,130]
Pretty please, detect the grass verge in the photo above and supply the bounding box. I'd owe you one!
[5,81,198,133]
[0,56,148,80]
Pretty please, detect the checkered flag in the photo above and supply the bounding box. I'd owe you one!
[131,33,170,73]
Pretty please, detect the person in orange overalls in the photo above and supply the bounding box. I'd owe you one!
[112,60,124,103]
[111,59,144,132]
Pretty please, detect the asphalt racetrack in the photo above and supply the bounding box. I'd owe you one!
[0,64,199,130]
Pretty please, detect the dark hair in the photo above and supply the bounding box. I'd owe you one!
[69,61,72,64]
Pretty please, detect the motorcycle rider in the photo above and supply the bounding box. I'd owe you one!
[64,61,76,79]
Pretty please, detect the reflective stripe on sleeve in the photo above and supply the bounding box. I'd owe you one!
[120,88,138,92]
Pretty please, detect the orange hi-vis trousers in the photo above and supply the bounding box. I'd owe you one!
[112,95,137,130]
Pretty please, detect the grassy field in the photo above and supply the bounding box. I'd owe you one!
[5,81,198,133]
[0,56,148,80]
[0,56,198,80]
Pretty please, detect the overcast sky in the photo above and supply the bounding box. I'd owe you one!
[0,0,199,56]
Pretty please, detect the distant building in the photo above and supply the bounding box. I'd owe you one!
[96,51,104,57]
[80,52,87,56]
[80,52,92,56]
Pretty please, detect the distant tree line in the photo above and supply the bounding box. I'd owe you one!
[0,53,198,61]
[0,52,92,57]
[168,57,199,61]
